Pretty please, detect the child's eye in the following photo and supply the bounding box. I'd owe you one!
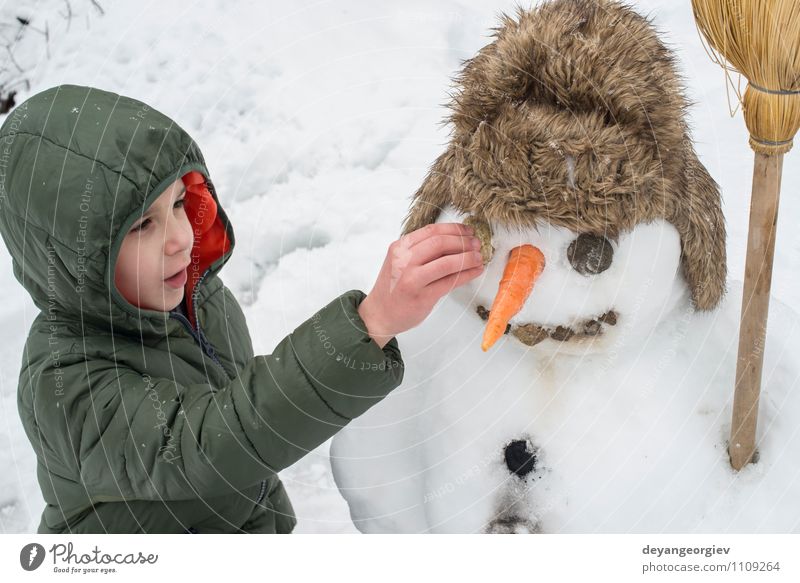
[128,198,185,234]
[130,219,150,233]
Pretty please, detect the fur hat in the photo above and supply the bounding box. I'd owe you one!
[401,0,726,310]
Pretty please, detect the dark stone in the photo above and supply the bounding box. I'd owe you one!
[583,319,602,336]
[485,516,541,534]
[599,310,618,326]
[550,325,574,341]
[568,233,613,275]
[512,323,549,346]
[504,440,537,477]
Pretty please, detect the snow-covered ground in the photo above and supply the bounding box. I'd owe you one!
[0,0,798,533]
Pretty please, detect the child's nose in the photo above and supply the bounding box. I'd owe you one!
[164,212,193,254]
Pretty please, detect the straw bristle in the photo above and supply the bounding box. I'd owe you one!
[692,0,800,154]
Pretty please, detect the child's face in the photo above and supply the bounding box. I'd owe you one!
[115,178,193,312]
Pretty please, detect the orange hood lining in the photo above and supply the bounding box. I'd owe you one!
[180,170,231,328]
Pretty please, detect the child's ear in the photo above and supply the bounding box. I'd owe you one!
[401,146,457,236]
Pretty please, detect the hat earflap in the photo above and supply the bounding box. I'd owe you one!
[401,147,458,237]
[670,149,728,311]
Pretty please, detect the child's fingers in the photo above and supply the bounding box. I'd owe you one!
[425,264,485,299]
[414,249,484,288]
[410,234,479,266]
[400,222,474,249]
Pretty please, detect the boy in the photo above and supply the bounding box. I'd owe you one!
[0,84,485,533]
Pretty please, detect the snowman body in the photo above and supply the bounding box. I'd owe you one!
[330,206,800,533]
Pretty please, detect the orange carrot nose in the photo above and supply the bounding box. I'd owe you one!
[481,244,546,352]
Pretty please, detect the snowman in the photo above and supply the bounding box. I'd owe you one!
[331,0,800,533]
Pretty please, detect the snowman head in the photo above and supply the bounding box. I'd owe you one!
[401,0,726,354]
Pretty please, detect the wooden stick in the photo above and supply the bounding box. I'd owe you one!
[729,151,783,470]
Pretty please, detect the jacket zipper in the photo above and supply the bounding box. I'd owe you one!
[168,268,230,380]
[255,479,268,505]
[169,308,229,379]
[168,267,269,507]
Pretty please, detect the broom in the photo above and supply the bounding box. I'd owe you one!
[691,0,800,470]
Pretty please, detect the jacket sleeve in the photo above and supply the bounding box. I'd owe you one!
[50,289,404,502]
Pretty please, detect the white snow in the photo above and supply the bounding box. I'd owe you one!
[1,0,799,533]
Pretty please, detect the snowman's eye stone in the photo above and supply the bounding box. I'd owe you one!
[462,215,494,265]
[567,233,613,275]
[504,439,538,477]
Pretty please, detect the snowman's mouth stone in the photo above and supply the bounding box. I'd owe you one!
[476,305,618,347]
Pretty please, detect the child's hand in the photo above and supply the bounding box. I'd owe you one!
[358,223,485,348]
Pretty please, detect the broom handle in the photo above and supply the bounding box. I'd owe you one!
[729,151,784,471]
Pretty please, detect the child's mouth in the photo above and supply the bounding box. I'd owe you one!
[164,267,188,289]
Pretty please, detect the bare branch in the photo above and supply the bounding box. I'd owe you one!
[59,0,73,33]
[4,45,24,74]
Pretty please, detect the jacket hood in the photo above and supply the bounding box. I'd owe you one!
[0,84,235,339]
[401,0,727,310]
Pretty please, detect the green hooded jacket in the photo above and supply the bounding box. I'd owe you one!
[0,84,404,533]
